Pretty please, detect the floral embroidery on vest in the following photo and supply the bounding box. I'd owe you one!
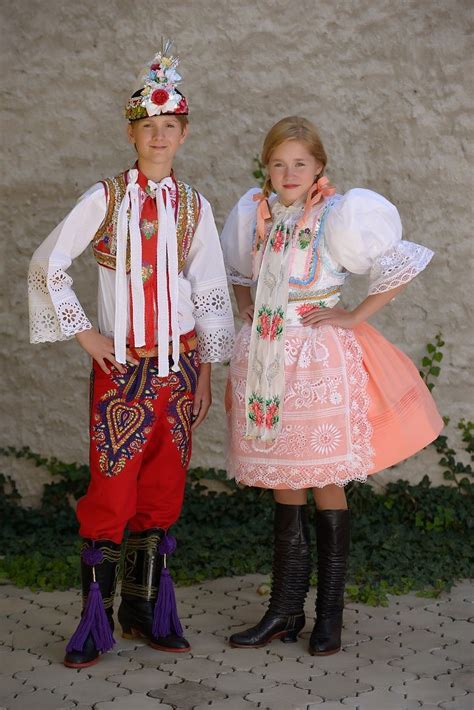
[91,172,201,273]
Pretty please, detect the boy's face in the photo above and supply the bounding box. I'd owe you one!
[127,115,188,165]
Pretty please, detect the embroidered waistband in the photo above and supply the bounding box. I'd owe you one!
[288,287,341,302]
[129,330,197,358]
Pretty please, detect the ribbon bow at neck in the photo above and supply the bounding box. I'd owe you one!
[297,176,336,230]
[114,170,180,377]
[251,175,336,250]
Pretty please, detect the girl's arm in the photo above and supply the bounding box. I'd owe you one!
[233,284,254,324]
[299,283,407,329]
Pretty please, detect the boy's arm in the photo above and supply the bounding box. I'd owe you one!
[184,198,235,428]
[28,184,106,344]
[184,198,235,365]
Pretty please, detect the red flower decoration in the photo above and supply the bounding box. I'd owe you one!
[176,97,188,113]
[150,63,161,71]
[151,88,170,106]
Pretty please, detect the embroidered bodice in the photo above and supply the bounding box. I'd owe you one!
[221,187,434,326]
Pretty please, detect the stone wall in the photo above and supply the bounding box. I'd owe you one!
[2,0,472,484]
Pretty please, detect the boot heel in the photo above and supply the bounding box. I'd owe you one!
[121,626,140,640]
[281,630,299,643]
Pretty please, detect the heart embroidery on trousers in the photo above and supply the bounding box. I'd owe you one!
[105,400,146,454]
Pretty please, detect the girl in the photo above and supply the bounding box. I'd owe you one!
[221,116,442,656]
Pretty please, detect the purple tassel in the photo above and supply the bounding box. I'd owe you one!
[66,544,114,654]
[82,547,104,566]
[66,581,115,653]
[152,534,183,638]
[159,535,177,555]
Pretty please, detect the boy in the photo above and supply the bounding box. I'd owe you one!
[28,41,234,667]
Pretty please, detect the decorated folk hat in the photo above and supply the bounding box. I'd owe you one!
[125,39,188,121]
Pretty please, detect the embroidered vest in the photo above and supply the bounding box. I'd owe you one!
[92,171,201,273]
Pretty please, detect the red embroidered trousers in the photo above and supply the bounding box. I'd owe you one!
[76,349,199,543]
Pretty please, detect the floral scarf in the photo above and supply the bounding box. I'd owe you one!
[244,201,303,440]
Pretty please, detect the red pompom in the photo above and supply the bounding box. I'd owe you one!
[150,63,161,71]
[151,88,170,106]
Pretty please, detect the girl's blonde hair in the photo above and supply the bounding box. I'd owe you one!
[261,116,328,197]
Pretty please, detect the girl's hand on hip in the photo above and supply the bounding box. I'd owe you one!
[75,328,138,374]
[300,306,360,330]
[238,304,255,325]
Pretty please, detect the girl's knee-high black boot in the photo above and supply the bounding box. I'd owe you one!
[118,528,190,652]
[229,503,311,648]
[64,539,121,668]
[309,509,350,656]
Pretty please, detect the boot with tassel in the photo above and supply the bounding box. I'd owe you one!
[229,503,311,648]
[64,539,121,668]
[309,509,350,656]
[118,528,190,652]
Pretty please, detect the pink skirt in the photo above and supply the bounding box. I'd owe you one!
[225,322,443,489]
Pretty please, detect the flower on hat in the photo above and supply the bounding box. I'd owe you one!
[152,88,170,106]
[125,39,189,120]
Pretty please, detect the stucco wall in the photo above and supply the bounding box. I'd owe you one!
[1,0,472,485]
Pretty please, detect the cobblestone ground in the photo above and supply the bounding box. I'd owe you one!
[0,576,472,710]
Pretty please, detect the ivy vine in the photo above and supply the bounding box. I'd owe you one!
[0,334,472,603]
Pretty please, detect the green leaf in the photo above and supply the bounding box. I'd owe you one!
[433,352,443,362]
[421,357,432,367]
[429,366,441,377]
[427,344,436,353]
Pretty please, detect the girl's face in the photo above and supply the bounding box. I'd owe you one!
[268,139,323,207]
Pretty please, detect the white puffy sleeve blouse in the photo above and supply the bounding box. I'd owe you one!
[324,188,434,294]
[220,188,261,286]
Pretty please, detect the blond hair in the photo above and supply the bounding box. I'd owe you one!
[261,116,328,197]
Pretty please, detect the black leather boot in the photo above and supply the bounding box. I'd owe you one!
[64,539,121,668]
[118,528,190,652]
[309,509,350,656]
[229,503,311,648]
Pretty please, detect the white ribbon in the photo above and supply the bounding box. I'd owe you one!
[153,177,180,377]
[114,170,180,376]
[114,170,134,364]
[129,182,145,348]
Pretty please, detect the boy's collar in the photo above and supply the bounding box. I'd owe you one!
[132,162,176,194]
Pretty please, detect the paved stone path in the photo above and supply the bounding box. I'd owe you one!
[0,575,472,709]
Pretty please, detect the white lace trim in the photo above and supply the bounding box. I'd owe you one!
[28,262,92,343]
[368,241,433,295]
[197,327,235,363]
[192,280,235,362]
[226,265,256,287]
[192,284,233,319]
[227,327,374,488]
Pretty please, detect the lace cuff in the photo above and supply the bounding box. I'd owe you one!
[28,263,93,343]
[368,241,434,295]
[192,279,235,362]
[226,265,256,287]
[196,326,235,363]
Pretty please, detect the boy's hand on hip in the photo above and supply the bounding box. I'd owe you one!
[75,328,138,374]
[192,363,212,430]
